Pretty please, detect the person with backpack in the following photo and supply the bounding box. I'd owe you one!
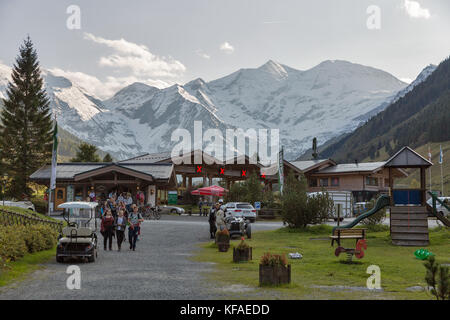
[128,204,144,251]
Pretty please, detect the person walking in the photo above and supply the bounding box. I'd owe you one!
[126,192,133,212]
[115,209,127,251]
[128,204,144,251]
[100,209,115,251]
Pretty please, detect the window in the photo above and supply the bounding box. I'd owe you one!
[57,189,64,199]
[366,177,378,186]
[309,178,318,187]
[319,178,328,187]
[331,177,339,186]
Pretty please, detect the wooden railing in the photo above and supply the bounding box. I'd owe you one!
[0,208,63,232]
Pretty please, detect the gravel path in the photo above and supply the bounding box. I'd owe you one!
[0,215,281,300]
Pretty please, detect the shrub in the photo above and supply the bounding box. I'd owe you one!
[281,172,332,228]
[31,198,47,214]
[260,253,287,267]
[424,256,450,300]
[0,226,27,261]
[360,198,386,226]
[0,224,58,261]
[236,237,250,250]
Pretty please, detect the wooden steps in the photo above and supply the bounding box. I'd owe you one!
[390,206,429,246]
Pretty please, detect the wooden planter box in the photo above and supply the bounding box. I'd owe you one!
[233,247,252,262]
[217,234,230,252]
[259,264,291,286]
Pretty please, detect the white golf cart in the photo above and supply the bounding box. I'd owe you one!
[56,202,98,263]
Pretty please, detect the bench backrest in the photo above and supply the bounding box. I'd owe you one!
[333,228,365,236]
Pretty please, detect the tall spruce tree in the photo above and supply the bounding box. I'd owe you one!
[0,36,53,198]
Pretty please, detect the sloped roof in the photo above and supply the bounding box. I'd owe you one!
[289,159,335,172]
[384,146,432,168]
[30,163,107,180]
[316,162,386,174]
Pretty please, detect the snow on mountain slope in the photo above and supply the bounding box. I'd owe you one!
[0,60,409,160]
[353,64,437,122]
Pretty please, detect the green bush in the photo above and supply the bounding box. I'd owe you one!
[0,226,27,261]
[31,198,47,214]
[0,224,58,261]
[281,172,332,228]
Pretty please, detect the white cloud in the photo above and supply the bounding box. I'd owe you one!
[219,42,235,54]
[195,49,211,60]
[402,0,431,19]
[47,68,171,100]
[83,32,186,78]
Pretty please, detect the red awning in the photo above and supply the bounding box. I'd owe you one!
[191,185,228,196]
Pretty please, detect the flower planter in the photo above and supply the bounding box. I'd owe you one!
[259,264,291,286]
[216,233,230,252]
[233,247,252,262]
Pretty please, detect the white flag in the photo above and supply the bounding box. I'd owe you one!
[50,121,58,190]
[439,145,443,164]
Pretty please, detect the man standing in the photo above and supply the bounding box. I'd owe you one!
[208,205,217,239]
[215,202,226,231]
[128,204,144,251]
[198,198,203,216]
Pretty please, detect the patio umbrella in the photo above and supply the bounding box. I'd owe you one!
[190,185,228,197]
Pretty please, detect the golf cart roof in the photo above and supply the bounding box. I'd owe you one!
[58,202,98,209]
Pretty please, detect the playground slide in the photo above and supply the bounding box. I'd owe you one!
[332,195,390,232]
[427,192,450,227]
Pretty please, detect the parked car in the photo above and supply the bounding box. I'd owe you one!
[224,202,256,222]
[426,197,450,218]
[2,200,36,211]
[159,205,185,215]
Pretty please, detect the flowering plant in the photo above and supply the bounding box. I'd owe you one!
[260,252,287,267]
[236,237,250,250]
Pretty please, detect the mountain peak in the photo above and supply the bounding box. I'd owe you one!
[257,60,288,79]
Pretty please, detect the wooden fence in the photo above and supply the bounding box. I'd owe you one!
[0,208,63,232]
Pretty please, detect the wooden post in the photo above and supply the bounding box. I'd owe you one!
[420,167,426,206]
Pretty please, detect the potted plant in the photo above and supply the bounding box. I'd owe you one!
[259,253,291,286]
[216,228,230,252]
[233,237,252,262]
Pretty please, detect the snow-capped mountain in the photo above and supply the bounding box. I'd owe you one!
[353,64,437,122]
[0,60,410,160]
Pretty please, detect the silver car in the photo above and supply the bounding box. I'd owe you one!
[225,202,257,222]
[2,200,36,211]
[159,205,185,215]
[427,197,450,217]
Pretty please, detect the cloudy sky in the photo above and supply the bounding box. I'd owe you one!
[0,0,449,99]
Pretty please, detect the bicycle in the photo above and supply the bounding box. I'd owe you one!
[140,204,161,220]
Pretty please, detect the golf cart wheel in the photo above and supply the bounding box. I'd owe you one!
[246,223,252,239]
[56,255,64,263]
[88,249,96,263]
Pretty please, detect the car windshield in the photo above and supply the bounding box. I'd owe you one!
[237,204,253,209]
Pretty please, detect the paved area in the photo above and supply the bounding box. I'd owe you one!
[0,215,281,300]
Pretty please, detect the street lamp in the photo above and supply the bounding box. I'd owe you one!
[2,173,8,207]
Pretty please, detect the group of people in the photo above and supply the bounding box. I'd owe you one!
[99,191,145,251]
[208,199,227,239]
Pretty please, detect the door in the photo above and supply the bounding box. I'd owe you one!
[54,187,66,210]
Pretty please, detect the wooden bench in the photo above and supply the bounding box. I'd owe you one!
[330,228,367,246]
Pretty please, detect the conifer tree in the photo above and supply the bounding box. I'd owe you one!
[102,153,113,162]
[0,36,53,197]
[70,142,101,162]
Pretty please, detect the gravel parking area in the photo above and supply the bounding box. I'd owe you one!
[0,215,281,300]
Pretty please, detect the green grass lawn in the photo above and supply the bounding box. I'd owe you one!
[0,247,56,287]
[193,225,450,300]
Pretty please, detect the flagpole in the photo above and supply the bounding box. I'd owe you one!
[441,162,444,196]
[48,117,58,216]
